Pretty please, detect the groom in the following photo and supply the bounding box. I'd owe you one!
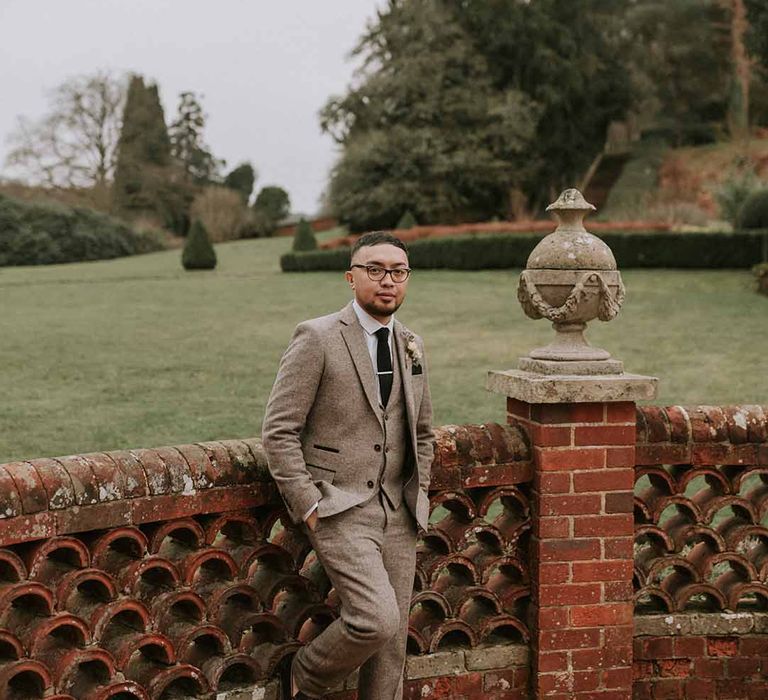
[262,231,434,699]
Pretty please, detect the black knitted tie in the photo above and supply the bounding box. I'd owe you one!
[375,327,393,406]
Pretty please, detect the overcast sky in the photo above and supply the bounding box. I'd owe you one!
[0,0,384,214]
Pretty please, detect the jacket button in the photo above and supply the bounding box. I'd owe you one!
[367,480,374,488]
[374,444,382,452]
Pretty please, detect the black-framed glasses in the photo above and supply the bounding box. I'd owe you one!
[350,264,412,283]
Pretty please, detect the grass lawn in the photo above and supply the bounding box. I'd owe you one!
[1,233,766,463]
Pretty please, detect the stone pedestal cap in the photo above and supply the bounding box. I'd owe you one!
[487,368,658,404]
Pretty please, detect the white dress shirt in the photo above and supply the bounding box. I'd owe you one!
[303,300,395,522]
[352,299,394,407]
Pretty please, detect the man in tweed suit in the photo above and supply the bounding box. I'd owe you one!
[262,231,435,699]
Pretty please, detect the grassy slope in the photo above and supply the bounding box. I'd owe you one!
[1,235,766,462]
[601,138,768,222]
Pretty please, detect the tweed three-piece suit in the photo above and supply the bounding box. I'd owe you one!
[262,301,435,698]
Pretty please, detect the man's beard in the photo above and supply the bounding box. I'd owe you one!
[362,298,402,318]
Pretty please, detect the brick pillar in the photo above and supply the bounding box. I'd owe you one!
[510,398,636,698]
[488,369,656,700]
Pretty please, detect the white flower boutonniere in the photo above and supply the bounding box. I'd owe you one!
[402,330,422,367]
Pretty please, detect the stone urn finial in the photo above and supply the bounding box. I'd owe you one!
[516,188,626,375]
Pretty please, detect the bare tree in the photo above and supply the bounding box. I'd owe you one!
[4,71,126,189]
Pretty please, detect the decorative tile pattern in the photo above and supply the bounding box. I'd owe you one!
[634,406,768,615]
[0,423,530,699]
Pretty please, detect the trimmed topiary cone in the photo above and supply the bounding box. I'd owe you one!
[182,220,217,270]
[738,189,768,230]
[396,210,417,229]
[292,218,317,252]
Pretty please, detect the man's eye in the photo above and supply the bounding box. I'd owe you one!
[368,266,384,274]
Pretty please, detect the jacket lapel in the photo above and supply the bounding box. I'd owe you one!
[339,303,383,424]
[394,320,417,447]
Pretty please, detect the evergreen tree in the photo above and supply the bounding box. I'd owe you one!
[223,162,256,203]
[396,210,417,229]
[253,186,290,223]
[182,219,217,269]
[169,92,222,185]
[321,0,537,231]
[292,218,317,252]
[619,0,730,144]
[746,0,768,71]
[112,75,182,225]
[450,0,633,207]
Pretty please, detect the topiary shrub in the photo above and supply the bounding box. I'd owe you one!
[182,219,217,270]
[396,210,417,229]
[754,263,768,296]
[737,189,768,229]
[292,218,317,252]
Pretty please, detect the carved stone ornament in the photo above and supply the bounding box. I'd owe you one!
[516,188,626,374]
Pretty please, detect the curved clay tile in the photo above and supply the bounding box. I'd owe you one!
[428,619,478,653]
[55,647,116,697]
[0,549,27,583]
[0,658,52,698]
[105,631,175,671]
[173,623,231,668]
[142,662,210,700]
[673,582,728,613]
[201,652,261,693]
[144,518,205,556]
[119,555,181,601]
[55,568,118,625]
[90,599,150,643]
[87,527,148,573]
[477,614,530,644]
[727,582,768,612]
[634,586,674,614]
[206,582,263,646]
[0,581,55,623]
[24,537,90,584]
[150,590,207,633]
[179,548,238,587]
[83,680,149,700]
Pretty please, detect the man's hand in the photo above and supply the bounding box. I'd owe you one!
[305,510,319,532]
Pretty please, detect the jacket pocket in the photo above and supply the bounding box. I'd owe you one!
[313,444,340,454]
[306,463,336,483]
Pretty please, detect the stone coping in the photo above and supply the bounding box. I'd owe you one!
[0,423,530,545]
[487,368,658,403]
[634,612,768,637]
[215,643,530,699]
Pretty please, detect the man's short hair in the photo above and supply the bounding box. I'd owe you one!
[350,231,408,263]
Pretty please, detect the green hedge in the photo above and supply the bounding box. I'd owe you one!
[0,193,165,266]
[281,230,768,272]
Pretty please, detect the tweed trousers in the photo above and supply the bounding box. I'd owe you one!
[293,493,418,699]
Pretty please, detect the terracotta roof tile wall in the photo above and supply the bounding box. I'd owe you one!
[0,423,530,699]
[634,406,768,616]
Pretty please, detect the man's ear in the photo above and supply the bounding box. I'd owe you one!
[344,270,354,285]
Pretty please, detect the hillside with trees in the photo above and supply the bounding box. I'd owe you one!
[322,0,768,231]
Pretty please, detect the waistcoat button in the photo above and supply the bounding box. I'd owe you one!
[374,444,382,452]
[367,480,374,488]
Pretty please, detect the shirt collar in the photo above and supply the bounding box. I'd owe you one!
[352,299,394,336]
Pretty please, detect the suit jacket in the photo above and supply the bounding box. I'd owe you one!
[262,301,435,531]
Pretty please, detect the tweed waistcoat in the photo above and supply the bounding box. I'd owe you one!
[377,339,409,509]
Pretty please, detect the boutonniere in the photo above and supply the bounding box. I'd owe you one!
[402,330,422,368]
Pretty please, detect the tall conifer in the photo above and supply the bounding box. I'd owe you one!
[112,75,174,221]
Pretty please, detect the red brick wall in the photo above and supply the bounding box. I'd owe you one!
[633,635,768,699]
